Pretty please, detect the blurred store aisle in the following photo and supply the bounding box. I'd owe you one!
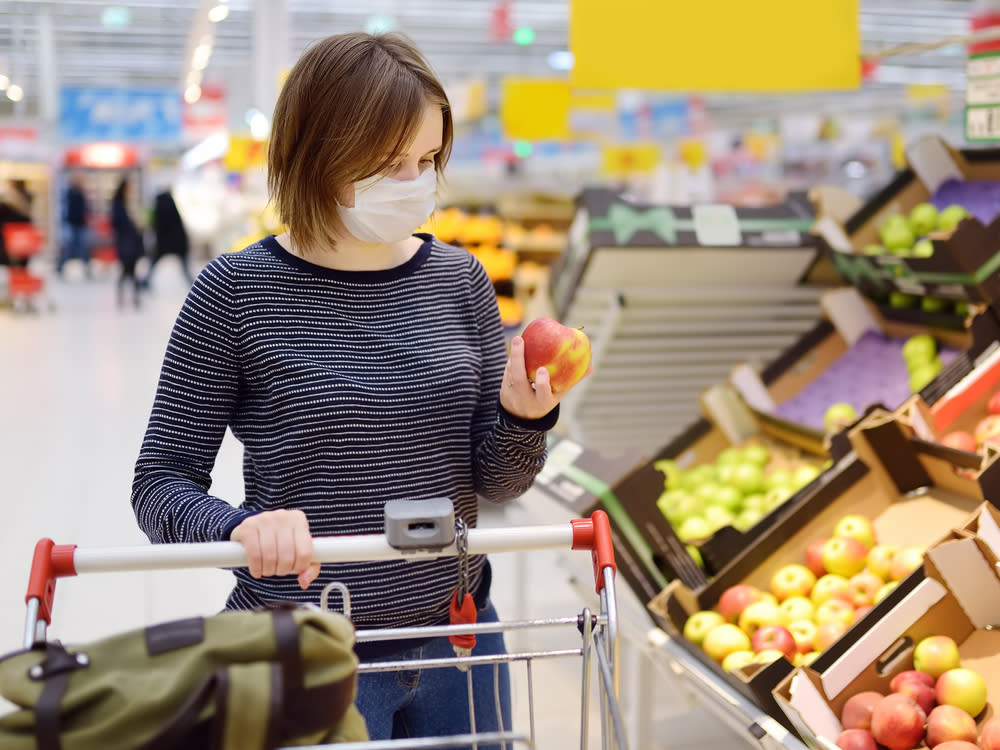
[0,259,749,749]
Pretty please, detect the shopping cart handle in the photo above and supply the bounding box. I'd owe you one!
[26,539,78,625]
[571,510,617,593]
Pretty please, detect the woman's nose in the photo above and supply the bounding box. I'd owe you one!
[394,163,421,181]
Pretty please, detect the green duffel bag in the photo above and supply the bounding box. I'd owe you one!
[0,604,369,750]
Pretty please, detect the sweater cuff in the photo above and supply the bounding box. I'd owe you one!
[220,509,258,541]
[499,402,560,432]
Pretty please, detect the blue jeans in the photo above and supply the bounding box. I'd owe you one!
[57,225,90,273]
[354,600,512,749]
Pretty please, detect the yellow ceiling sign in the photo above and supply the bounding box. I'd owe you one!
[602,143,662,176]
[500,78,570,140]
[224,135,268,172]
[571,0,860,92]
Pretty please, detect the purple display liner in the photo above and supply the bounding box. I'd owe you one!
[772,331,958,431]
[930,178,1000,228]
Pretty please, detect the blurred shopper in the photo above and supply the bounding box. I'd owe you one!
[110,178,144,308]
[131,31,589,747]
[144,187,194,287]
[57,174,91,277]
[0,179,33,269]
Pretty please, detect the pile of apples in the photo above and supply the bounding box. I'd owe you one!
[904,334,945,395]
[682,513,925,672]
[940,388,1000,457]
[835,635,994,750]
[868,203,969,260]
[654,444,824,542]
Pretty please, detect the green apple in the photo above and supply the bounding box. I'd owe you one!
[656,490,700,525]
[912,239,935,258]
[707,485,744,513]
[936,668,987,717]
[833,514,877,550]
[763,487,793,512]
[702,624,752,663]
[913,635,961,678]
[730,463,765,495]
[742,493,767,513]
[879,215,916,251]
[909,202,939,236]
[742,443,771,467]
[862,243,886,256]
[715,447,744,467]
[683,610,726,646]
[889,291,919,309]
[938,204,969,232]
[765,468,794,492]
[693,483,722,505]
[686,544,704,569]
[920,296,950,313]
[703,506,735,533]
[653,459,685,489]
[779,597,816,625]
[902,334,937,366]
[677,516,713,542]
[956,300,970,317]
[910,359,943,393]
[792,464,821,488]
[823,402,858,434]
[682,464,717,490]
[733,507,765,532]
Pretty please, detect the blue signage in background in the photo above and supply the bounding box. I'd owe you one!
[59,87,182,143]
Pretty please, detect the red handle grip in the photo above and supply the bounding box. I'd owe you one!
[571,510,617,593]
[25,539,77,625]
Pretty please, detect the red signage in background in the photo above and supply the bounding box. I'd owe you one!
[64,142,139,169]
[183,84,228,143]
[490,0,512,43]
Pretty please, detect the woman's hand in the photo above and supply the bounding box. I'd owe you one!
[499,336,592,420]
[230,509,321,590]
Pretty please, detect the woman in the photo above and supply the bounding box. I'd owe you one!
[131,32,588,745]
[110,178,144,307]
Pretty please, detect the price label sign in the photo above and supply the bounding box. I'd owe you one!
[966,53,1000,142]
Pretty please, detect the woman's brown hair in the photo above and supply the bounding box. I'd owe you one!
[268,32,453,252]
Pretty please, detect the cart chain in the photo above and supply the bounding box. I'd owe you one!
[456,517,470,601]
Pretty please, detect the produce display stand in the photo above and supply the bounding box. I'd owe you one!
[729,286,1000,456]
[813,136,1000,320]
[552,187,828,457]
[646,407,1000,735]
[774,501,1000,748]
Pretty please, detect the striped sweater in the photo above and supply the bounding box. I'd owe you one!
[132,233,556,633]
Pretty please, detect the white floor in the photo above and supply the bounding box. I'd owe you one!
[0,257,755,749]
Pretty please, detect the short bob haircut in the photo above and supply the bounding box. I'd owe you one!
[268,32,453,253]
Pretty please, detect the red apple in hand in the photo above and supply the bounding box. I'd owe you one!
[841,691,885,731]
[925,704,978,747]
[521,317,592,393]
[871,693,928,750]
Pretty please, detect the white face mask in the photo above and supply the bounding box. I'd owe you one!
[337,168,437,244]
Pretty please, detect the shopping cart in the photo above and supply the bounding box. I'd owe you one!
[22,501,628,750]
[2,222,48,313]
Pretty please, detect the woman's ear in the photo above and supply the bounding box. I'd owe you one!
[337,184,355,208]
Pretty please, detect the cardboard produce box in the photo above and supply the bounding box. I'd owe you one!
[774,503,1000,747]
[813,135,1000,321]
[730,287,996,456]
[648,408,1000,731]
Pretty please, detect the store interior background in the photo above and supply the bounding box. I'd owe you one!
[2,2,998,749]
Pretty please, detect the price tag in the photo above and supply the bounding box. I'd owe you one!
[692,204,741,246]
[967,106,1000,141]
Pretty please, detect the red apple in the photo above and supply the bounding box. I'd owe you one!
[852,605,873,624]
[936,668,988,718]
[941,431,978,453]
[870,693,928,750]
[925,704,978,748]
[836,728,879,750]
[717,584,764,622]
[841,691,885,731]
[814,620,850,652]
[770,564,817,601]
[914,636,962,679]
[751,625,797,660]
[520,317,592,393]
[702,623,752,663]
[979,715,1000,750]
[890,670,935,692]
[933,743,980,750]
[806,538,829,577]
[975,415,1000,448]
[866,544,900,581]
[989,390,1000,416]
[895,677,936,715]
[822,536,869,578]
[847,571,885,608]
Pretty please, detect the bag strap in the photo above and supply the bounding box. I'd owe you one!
[213,662,283,750]
[269,608,303,689]
[33,643,90,750]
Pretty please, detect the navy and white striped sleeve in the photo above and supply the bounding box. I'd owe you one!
[467,254,557,503]
[131,257,250,543]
